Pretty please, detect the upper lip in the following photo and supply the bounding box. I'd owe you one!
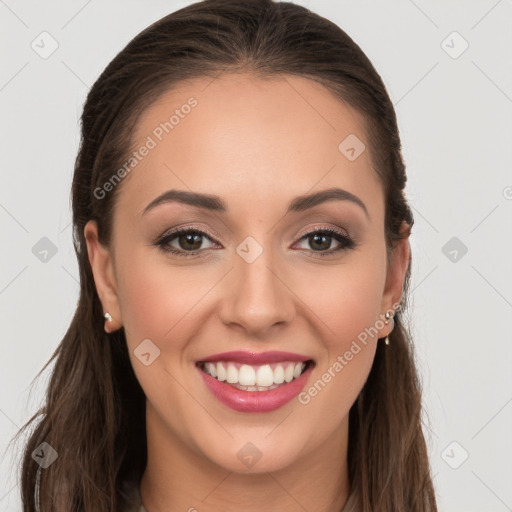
[198,350,314,365]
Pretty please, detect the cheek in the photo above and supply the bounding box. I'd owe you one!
[291,250,386,412]
[114,250,206,405]
[115,248,209,343]
[292,250,387,347]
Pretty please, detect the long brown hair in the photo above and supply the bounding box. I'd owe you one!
[11,0,437,510]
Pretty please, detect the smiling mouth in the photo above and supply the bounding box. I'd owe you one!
[196,360,315,391]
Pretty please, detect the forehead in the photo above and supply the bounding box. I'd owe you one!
[116,72,383,219]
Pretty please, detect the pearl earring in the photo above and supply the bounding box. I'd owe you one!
[383,303,401,345]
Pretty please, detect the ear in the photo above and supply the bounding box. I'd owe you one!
[84,220,123,333]
[378,220,411,337]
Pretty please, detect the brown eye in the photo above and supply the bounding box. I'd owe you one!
[175,231,203,251]
[294,227,356,256]
[155,228,218,257]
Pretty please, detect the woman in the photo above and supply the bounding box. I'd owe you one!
[14,0,437,510]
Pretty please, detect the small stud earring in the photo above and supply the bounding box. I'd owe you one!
[104,312,112,322]
[384,311,394,325]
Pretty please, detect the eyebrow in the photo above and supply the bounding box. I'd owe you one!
[142,187,369,219]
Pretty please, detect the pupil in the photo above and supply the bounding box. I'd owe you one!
[311,233,330,251]
[180,233,202,250]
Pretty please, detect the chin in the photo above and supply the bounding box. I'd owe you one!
[196,430,309,474]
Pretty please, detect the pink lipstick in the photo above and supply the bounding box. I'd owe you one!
[196,351,315,413]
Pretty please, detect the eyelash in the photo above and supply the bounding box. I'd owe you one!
[153,224,357,258]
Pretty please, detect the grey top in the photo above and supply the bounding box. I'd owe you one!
[120,480,360,512]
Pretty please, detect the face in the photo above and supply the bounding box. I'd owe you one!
[85,73,409,475]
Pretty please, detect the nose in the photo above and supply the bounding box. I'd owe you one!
[218,247,295,336]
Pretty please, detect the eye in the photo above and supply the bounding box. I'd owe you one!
[293,226,356,256]
[153,226,219,257]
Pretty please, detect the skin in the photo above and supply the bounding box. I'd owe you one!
[85,73,410,512]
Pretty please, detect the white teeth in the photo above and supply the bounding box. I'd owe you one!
[284,364,295,383]
[216,362,226,381]
[205,362,217,378]
[239,364,256,386]
[231,382,281,391]
[274,365,285,384]
[256,365,274,387]
[202,361,308,387]
[226,363,238,383]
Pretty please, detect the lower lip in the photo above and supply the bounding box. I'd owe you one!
[197,362,314,413]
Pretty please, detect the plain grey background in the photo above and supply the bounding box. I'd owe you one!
[1,1,511,511]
